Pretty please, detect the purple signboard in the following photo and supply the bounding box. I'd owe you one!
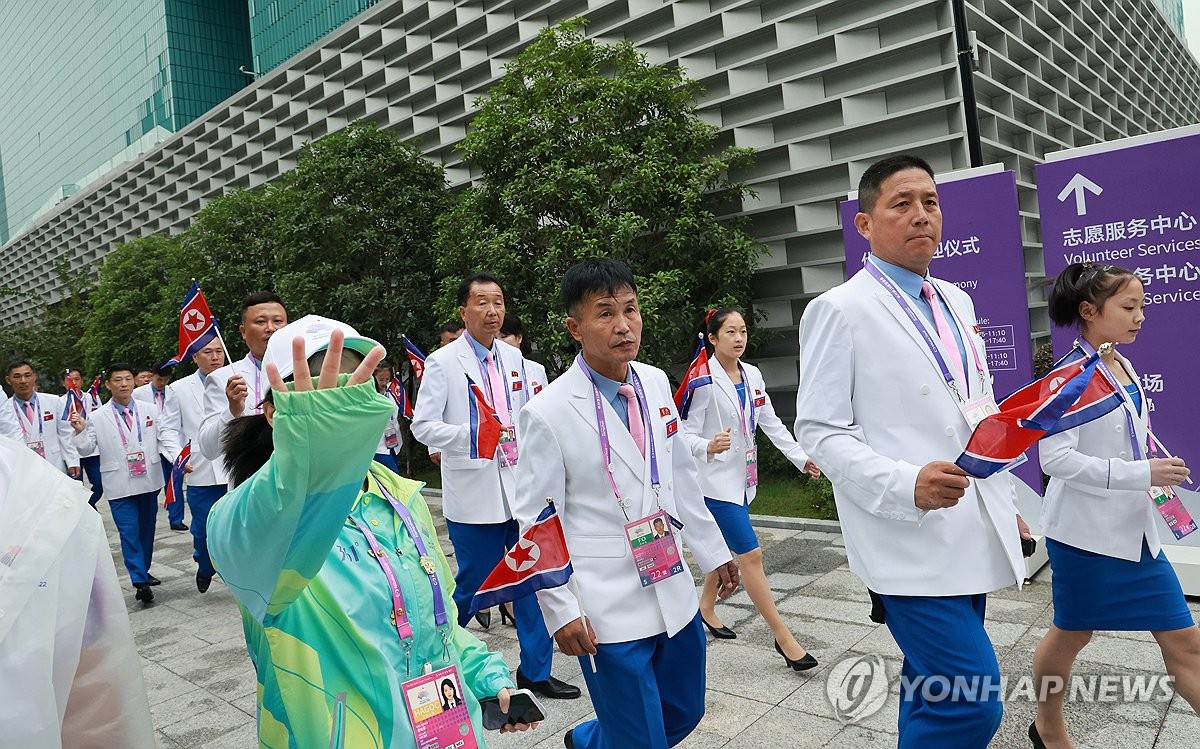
[1036,127,1200,495]
[840,167,1040,491]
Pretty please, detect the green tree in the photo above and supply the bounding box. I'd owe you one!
[0,254,94,391]
[434,19,761,374]
[274,121,449,353]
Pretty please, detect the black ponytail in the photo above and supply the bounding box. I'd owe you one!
[1047,263,1140,328]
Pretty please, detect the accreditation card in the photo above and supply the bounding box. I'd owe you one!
[625,509,685,587]
[401,665,479,749]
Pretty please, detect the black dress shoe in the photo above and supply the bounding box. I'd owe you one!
[517,668,582,699]
[775,639,818,671]
[171,522,189,531]
[1029,721,1047,749]
[146,575,161,586]
[134,583,155,603]
[500,604,516,627]
[196,573,213,593]
[701,615,736,639]
[475,610,492,629]
[564,728,575,748]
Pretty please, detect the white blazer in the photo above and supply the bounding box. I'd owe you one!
[74,392,103,458]
[197,355,266,463]
[524,359,550,397]
[6,393,79,473]
[411,334,530,524]
[513,361,733,643]
[171,373,229,487]
[796,268,1025,597]
[1040,350,1157,562]
[72,399,182,501]
[374,406,403,456]
[0,392,24,442]
[132,383,183,460]
[682,360,809,504]
[0,440,155,748]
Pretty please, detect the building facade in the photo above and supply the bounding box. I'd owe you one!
[2,0,1198,408]
[250,0,383,74]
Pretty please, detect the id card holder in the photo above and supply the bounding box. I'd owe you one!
[385,430,400,450]
[401,665,479,749]
[959,396,1028,473]
[498,428,519,467]
[624,509,685,587]
[745,446,759,488]
[26,439,45,458]
[126,451,148,478]
[1149,486,1198,541]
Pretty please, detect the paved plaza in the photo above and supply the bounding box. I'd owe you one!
[108,492,1200,749]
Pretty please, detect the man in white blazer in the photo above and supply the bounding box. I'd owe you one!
[0,437,156,747]
[3,361,79,478]
[64,367,105,506]
[797,155,1031,748]
[411,273,578,700]
[172,339,229,593]
[197,291,288,474]
[70,363,186,603]
[134,362,187,530]
[513,258,739,749]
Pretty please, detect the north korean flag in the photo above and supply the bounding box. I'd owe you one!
[387,375,414,419]
[61,387,85,420]
[469,501,573,615]
[402,337,427,383]
[167,282,220,366]
[467,376,503,460]
[672,339,712,419]
[164,443,191,507]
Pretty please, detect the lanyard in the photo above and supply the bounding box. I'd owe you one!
[576,356,661,517]
[732,364,756,436]
[865,258,985,401]
[112,400,144,448]
[350,481,449,670]
[12,395,43,440]
[463,332,514,422]
[246,355,263,415]
[1076,340,1149,460]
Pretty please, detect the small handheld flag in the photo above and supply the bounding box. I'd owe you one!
[167,282,221,367]
[469,500,573,616]
[402,337,427,383]
[467,376,503,460]
[61,388,85,420]
[673,337,712,419]
[164,442,192,507]
[88,374,102,401]
[956,347,1123,478]
[387,375,414,419]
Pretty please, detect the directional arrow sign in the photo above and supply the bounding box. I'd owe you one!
[1056,173,1102,216]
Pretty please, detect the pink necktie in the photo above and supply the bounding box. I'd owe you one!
[123,407,134,431]
[23,401,33,423]
[483,352,511,425]
[617,383,646,457]
[155,390,164,410]
[921,280,966,388]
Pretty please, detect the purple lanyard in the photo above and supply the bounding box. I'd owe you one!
[1076,340,1148,460]
[112,400,143,448]
[245,355,263,415]
[576,356,660,515]
[463,332,514,421]
[865,258,984,401]
[12,396,43,440]
[349,481,449,667]
[733,364,756,436]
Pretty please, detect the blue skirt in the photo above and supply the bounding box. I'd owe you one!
[1047,538,1195,632]
[704,497,759,554]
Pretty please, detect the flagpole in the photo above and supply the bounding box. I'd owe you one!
[1148,431,1196,487]
[700,333,727,434]
[567,575,597,673]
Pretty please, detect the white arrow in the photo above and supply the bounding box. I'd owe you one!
[1056,173,1103,216]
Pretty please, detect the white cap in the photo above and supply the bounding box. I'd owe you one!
[263,314,384,380]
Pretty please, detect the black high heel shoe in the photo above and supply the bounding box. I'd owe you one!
[1028,721,1046,749]
[474,609,492,629]
[774,639,818,671]
[701,615,736,639]
[500,603,516,627]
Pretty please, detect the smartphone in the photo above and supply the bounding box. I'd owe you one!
[1021,536,1037,558]
[479,689,546,730]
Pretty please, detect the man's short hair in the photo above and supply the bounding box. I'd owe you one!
[106,363,135,379]
[439,320,464,336]
[135,366,156,377]
[857,155,936,214]
[5,360,33,375]
[561,258,637,316]
[240,291,286,321]
[456,273,503,307]
[152,362,174,377]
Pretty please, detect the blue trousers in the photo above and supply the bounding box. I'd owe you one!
[187,484,227,577]
[572,614,707,749]
[80,455,102,506]
[160,457,186,525]
[373,452,400,474]
[109,491,159,585]
[879,593,1003,749]
[446,519,554,681]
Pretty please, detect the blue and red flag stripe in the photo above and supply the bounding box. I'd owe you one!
[467,376,502,460]
[469,501,573,615]
[167,282,221,367]
[673,339,712,420]
[61,387,86,420]
[387,376,414,419]
[164,442,192,507]
[402,337,427,383]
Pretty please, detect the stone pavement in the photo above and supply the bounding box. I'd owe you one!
[104,495,1200,749]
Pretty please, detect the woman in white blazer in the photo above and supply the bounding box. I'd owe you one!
[681,308,821,671]
[1031,263,1199,749]
[500,314,550,397]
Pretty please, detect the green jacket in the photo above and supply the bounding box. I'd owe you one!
[209,379,514,749]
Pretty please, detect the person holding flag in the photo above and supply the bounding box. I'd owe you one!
[512,258,739,749]
[680,307,821,668]
[412,273,577,700]
[208,318,535,748]
[65,367,105,505]
[372,361,408,474]
[1029,263,1200,749]
[134,362,188,531]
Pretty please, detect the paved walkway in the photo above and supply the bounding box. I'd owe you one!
[105,495,1200,748]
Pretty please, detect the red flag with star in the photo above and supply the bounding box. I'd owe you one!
[468,501,573,615]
